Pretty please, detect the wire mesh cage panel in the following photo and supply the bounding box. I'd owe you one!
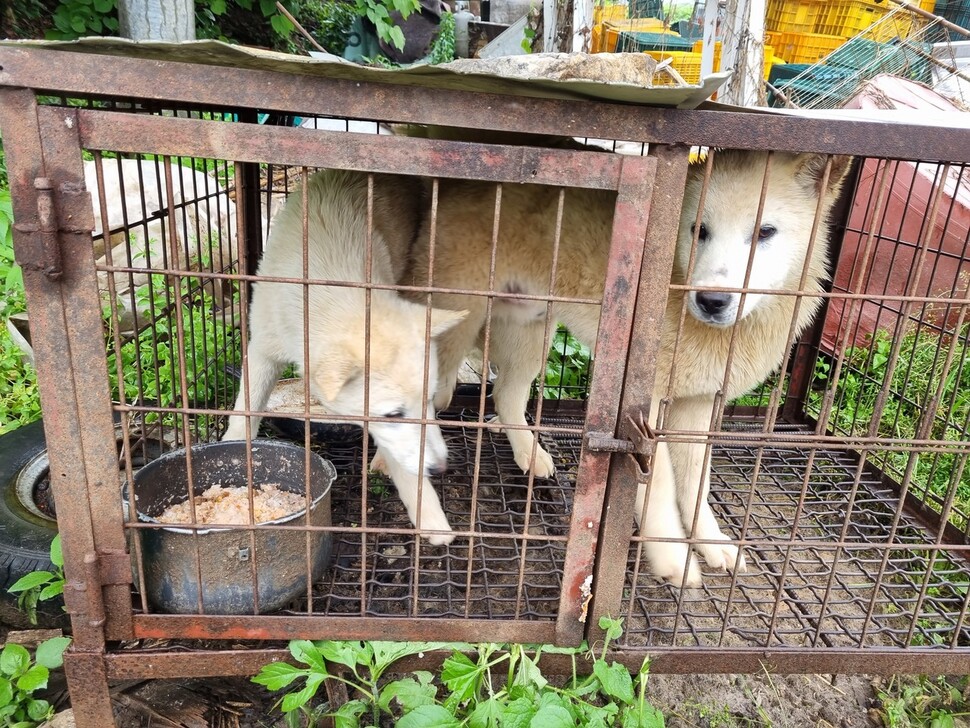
[4,43,970,728]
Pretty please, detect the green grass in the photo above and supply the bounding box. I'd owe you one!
[807,324,970,529]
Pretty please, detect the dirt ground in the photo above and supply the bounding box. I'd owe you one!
[34,668,884,727]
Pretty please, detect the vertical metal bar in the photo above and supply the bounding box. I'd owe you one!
[587,144,689,640]
[0,93,116,726]
[554,154,658,644]
[235,109,263,277]
[782,158,861,422]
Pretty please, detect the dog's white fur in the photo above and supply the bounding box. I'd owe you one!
[222,170,466,545]
[404,150,851,584]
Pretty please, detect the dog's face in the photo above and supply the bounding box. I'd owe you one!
[312,305,467,477]
[676,151,851,327]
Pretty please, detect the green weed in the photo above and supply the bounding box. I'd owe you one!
[0,636,71,727]
[253,616,665,726]
[8,536,66,627]
[876,675,970,728]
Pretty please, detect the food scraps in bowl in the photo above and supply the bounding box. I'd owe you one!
[156,483,308,525]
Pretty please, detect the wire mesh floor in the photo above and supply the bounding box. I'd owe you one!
[275,409,970,650]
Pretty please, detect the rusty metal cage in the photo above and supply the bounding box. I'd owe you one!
[2,43,970,726]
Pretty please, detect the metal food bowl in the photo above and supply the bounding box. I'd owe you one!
[128,440,335,615]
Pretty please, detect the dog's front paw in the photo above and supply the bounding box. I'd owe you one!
[369,451,389,475]
[648,542,703,589]
[222,418,245,441]
[697,539,747,574]
[515,445,556,479]
[420,510,455,546]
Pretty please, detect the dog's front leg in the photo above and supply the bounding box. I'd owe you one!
[379,452,454,546]
[488,319,556,478]
[223,340,284,442]
[637,406,702,588]
[668,396,747,574]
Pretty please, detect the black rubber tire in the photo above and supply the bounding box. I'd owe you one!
[0,419,66,629]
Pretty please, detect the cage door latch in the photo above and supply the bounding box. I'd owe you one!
[584,412,657,456]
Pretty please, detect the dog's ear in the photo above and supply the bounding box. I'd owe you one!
[429,308,468,338]
[314,355,360,403]
[794,153,853,196]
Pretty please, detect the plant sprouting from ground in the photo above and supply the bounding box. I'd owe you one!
[8,536,66,627]
[252,616,665,726]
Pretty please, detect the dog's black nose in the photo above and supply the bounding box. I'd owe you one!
[695,291,733,318]
[428,462,448,477]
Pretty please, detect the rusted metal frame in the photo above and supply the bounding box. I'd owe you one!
[9,100,135,633]
[587,145,690,644]
[554,154,658,644]
[232,111,263,276]
[5,46,970,162]
[0,92,117,727]
[782,157,863,422]
[63,651,114,726]
[102,642,970,681]
[133,615,558,643]
[73,108,626,190]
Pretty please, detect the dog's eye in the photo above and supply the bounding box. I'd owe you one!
[757,224,777,242]
[691,222,709,242]
[383,409,405,419]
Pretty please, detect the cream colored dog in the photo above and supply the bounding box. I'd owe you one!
[223,170,465,545]
[404,150,851,584]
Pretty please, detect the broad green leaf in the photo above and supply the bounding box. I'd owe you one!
[270,13,294,36]
[500,697,536,728]
[16,664,48,693]
[251,662,305,691]
[71,16,87,34]
[209,0,226,13]
[0,678,12,708]
[378,673,436,712]
[396,704,461,728]
[289,640,326,672]
[468,696,503,728]
[930,715,955,728]
[51,534,64,566]
[0,645,29,678]
[512,652,547,691]
[371,642,447,674]
[35,637,71,670]
[594,660,634,704]
[316,641,360,671]
[388,25,406,51]
[26,698,51,721]
[621,704,666,728]
[39,582,64,601]
[93,0,113,12]
[529,704,573,728]
[332,698,368,728]
[440,652,480,705]
[280,678,317,713]
[8,572,54,593]
[598,616,624,641]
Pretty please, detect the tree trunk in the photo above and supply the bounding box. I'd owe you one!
[118,0,195,41]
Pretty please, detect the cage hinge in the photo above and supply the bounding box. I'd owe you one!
[97,549,134,587]
[12,177,94,282]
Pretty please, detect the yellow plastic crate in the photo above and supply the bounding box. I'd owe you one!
[765,30,784,48]
[601,18,675,53]
[593,3,628,25]
[646,50,702,85]
[815,0,887,38]
[766,0,823,32]
[690,40,777,80]
[777,31,845,63]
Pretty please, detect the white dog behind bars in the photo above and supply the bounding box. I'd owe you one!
[404,149,851,585]
[222,170,466,545]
